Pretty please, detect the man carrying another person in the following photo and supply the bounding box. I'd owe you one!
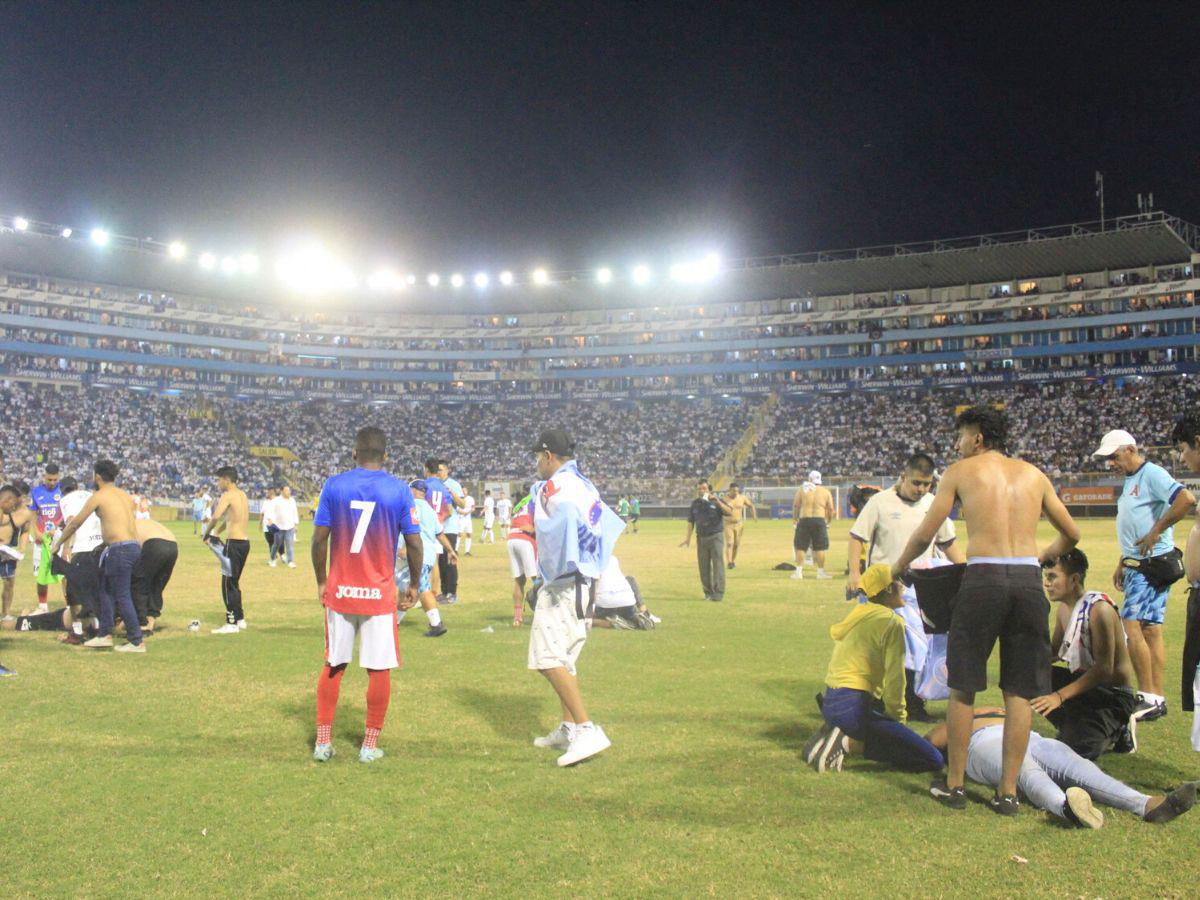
[1092,429,1195,721]
[723,483,757,570]
[56,475,103,644]
[792,470,834,579]
[891,405,1080,814]
[680,480,732,602]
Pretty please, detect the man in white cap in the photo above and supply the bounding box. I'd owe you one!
[1093,429,1195,721]
[792,469,835,579]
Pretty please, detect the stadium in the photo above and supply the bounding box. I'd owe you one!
[4,5,1200,899]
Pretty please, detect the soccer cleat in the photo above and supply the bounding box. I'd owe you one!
[1063,786,1103,829]
[609,616,636,630]
[1144,782,1198,824]
[815,726,847,773]
[37,603,49,614]
[534,722,572,750]
[1132,694,1165,721]
[114,641,146,653]
[83,635,114,648]
[989,793,1020,816]
[557,724,611,767]
[312,743,335,762]
[634,610,656,630]
[1142,699,1167,721]
[1112,717,1138,754]
[803,724,831,766]
[358,746,385,764]
[0,663,16,677]
[423,624,447,638]
[930,776,967,809]
[211,623,240,634]
[646,612,662,624]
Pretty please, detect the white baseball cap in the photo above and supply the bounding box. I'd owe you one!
[1092,429,1137,458]
[807,470,822,484]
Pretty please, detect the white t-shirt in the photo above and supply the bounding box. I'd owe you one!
[59,489,103,553]
[262,496,278,531]
[496,497,513,521]
[274,496,300,530]
[483,496,495,516]
[201,493,213,520]
[849,486,957,567]
[594,556,636,610]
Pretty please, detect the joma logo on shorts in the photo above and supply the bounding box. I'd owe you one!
[335,585,383,600]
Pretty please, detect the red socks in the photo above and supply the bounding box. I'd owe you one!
[315,664,345,742]
[365,668,391,731]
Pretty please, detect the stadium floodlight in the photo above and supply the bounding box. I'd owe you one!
[239,253,259,274]
[499,270,514,286]
[60,227,73,238]
[450,273,465,288]
[13,217,29,231]
[631,264,652,285]
[427,272,441,287]
[274,242,357,294]
[167,241,187,260]
[367,267,404,291]
[90,228,110,247]
[406,273,417,286]
[595,266,613,284]
[669,252,721,284]
[531,268,550,285]
[473,271,489,288]
[220,256,238,275]
[198,251,217,270]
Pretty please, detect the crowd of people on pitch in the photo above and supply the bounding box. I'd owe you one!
[797,406,1200,830]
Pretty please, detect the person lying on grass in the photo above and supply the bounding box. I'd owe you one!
[803,563,945,773]
[923,707,1197,828]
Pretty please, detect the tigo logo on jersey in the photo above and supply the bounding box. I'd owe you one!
[334,584,384,601]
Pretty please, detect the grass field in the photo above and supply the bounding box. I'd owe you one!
[1,516,1197,898]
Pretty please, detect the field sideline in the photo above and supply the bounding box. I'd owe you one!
[1,517,1196,898]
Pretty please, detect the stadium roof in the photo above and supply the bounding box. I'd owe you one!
[0,211,1195,315]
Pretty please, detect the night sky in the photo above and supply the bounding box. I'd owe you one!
[1,1,1196,273]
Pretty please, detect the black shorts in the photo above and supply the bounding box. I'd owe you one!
[946,563,1051,699]
[793,517,829,551]
[67,549,102,616]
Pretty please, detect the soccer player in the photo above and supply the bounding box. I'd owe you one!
[723,483,757,569]
[507,489,536,627]
[191,490,206,535]
[421,458,451,599]
[202,466,251,634]
[311,426,422,763]
[629,496,640,534]
[481,489,496,543]
[1092,429,1195,721]
[438,460,465,603]
[459,489,476,556]
[528,428,624,767]
[29,463,63,612]
[401,479,452,637]
[616,496,630,524]
[891,406,1080,814]
[792,470,834,579]
[51,460,145,653]
[496,490,513,532]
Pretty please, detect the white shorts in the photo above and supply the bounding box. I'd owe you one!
[324,608,400,670]
[507,540,537,579]
[483,514,495,529]
[528,577,589,675]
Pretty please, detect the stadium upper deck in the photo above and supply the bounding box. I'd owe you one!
[1,211,1197,401]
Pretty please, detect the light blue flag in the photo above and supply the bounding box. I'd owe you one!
[533,461,625,582]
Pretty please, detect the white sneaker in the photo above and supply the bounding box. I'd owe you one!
[237,620,247,630]
[268,560,277,568]
[114,641,146,653]
[557,724,611,767]
[287,562,296,568]
[790,569,804,580]
[37,603,50,613]
[83,634,114,648]
[815,571,833,580]
[211,623,240,634]
[533,722,572,750]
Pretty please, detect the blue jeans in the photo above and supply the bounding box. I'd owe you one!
[822,687,945,771]
[273,528,295,563]
[99,541,143,644]
[965,726,1149,817]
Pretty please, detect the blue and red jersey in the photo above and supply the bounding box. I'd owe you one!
[30,483,63,533]
[314,467,420,615]
[422,475,452,523]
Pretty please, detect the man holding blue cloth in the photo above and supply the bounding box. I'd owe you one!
[1093,429,1196,721]
[527,428,625,767]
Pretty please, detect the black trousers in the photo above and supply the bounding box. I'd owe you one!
[66,549,102,618]
[1045,666,1138,760]
[222,539,250,623]
[132,538,179,624]
[1183,586,1200,713]
[438,533,459,595]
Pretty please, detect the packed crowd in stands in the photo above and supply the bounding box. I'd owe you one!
[0,375,1193,503]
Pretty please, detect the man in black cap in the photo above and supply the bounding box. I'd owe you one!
[527,427,623,767]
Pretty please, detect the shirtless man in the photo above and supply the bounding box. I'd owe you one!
[892,405,1079,814]
[133,518,179,632]
[51,459,145,652]
[202,465,251,634]
[1170,413,1200,750]
[723,483,758,570]
[0,485,34,623]
[792,470,834,579]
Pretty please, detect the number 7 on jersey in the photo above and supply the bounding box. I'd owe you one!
[349,500,376,554]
